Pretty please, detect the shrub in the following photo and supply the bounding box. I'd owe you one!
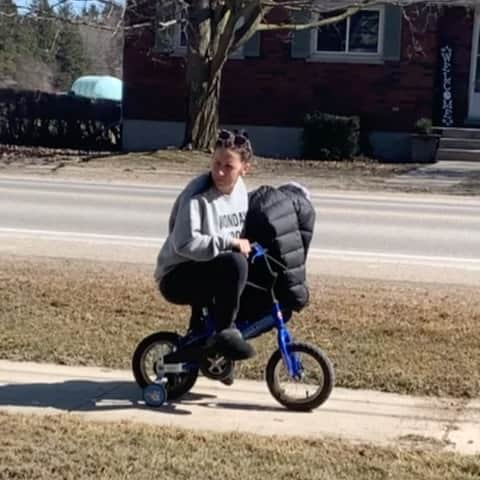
[302,111,360,160]
[414,117,433,135]
[0,87,121,150]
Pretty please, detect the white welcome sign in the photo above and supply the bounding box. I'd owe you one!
[440,45,454,127]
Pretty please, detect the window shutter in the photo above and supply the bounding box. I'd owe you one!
[243,32,261,57]
[383,5,402,62]
[291,10,312,59]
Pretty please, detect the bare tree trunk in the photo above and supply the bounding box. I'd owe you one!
[184,53,221,150]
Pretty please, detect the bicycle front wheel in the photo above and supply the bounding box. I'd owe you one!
[266,342,334,411]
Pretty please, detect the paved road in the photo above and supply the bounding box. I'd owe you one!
[1,176,480,285]
[0,360,478,455]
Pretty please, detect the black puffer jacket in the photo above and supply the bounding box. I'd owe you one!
[238,184,315,320]
[278,183,315,257]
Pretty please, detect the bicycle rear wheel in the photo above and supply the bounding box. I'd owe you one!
[132,331,198,400]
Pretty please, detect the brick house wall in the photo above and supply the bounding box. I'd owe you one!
[122,4,475,157]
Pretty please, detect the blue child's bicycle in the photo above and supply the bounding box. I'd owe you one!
[132,243,334,411]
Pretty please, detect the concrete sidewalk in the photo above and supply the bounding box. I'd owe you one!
[0,360,478,455]
[386,160,480,189]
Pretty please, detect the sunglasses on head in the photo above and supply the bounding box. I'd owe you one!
[217,129,250,148]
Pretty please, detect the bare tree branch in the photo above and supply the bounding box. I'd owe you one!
[232,1,267,50]
[258,0,385,31]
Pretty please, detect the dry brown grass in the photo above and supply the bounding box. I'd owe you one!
[0,145,424,193]
[1,255,480,398]
[2,145,480,195]
[1,413,479,480]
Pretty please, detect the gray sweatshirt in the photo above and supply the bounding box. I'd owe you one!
[154,173,248,281]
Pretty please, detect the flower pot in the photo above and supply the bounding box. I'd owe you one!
[411,134,440,163]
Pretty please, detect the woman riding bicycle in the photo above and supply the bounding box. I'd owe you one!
[154,129,255,361]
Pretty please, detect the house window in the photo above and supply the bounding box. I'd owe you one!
[154,2,244,58]
[154,1,186,54]
[174,9,188,50]
[314,7,384,57]
[179,22,187,48]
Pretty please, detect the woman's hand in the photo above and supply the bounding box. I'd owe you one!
[232,238,251,256]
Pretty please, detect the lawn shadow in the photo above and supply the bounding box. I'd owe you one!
[0,380,215,416]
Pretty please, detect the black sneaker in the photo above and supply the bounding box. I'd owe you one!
[220,368,235,386]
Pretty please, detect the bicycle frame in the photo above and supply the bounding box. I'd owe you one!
[175,243,302,379]
[241,299,300,378]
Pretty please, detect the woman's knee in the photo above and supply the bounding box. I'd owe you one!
[159,274,191,305]
[158,278,177,304]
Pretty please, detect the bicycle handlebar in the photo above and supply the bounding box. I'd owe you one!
[250,242,266,263]
[249,242,287,272]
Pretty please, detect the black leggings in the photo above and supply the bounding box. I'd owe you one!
[159,252,249,332]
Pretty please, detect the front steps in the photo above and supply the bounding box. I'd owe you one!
[435,127,480,161]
